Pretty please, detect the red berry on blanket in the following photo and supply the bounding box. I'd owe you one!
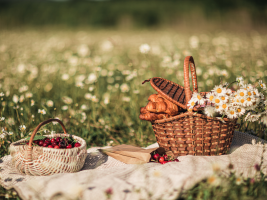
[164,154,168,161]
[174,159,179,162]
[161,161,167,164]
[153,153,160,160]
[34,140,39,144]
[54,145,60,149]
[48,145,53,148]
[159,157,164,163]
[66,144,72,149]
[43,143,48,147]
[51,138,55,143]
[74,142,81,147]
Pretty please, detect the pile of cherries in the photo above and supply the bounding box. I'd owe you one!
[27,136,81,149]
[150,151,179,164]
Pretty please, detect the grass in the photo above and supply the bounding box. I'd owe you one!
[0,28,266,199]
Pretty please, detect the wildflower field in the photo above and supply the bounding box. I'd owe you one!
[0,28,267,199]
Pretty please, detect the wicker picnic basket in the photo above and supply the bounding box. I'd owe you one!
[148,56,239,156]
[9,119,87,176]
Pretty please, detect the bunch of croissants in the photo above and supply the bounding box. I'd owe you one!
[139,94,184,121]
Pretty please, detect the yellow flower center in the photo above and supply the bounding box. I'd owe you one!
[222,104,227,109]
[236,99,240,102]
[221,97,225,100]
[247,97,251,101]
[191,102,195,106]
[216,88,222,93]
[248,92,252,96]
[230,111,235,115]
[215,99,220,104]
[239,92,244,96]
[261,84,263,87]
[237,108,241,113]
[215,106,219,109]
[209,96,214,101]
[241,99,245,103]
[197,95,201,100]
[253,91,256,95]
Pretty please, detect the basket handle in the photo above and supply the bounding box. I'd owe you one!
[184,56,198,107]
[28,118,67,148]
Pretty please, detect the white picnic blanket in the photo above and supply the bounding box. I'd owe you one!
[0,131,266,200]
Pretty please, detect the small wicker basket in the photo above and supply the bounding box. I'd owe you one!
[149,56,239,156]
[10,119,87,176]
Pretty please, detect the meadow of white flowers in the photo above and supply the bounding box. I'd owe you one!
[0,29,266,155]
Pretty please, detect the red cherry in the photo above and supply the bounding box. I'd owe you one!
[26,142,29,145]
[161,161,168,164]
[52,141,58,147]
[54,145,60,149]
[153,153,160,160]
[48,145,53,148]
[164,154,168,161]
[51,138,56,143]
[66,144,72,149]
[38,140,44,146]
[45,138,51,143]
[43,143,48,147]
[34,140,39,144]
[56,137,61,143]
[159,157,164,163]
[174,159,179,162]
[74,142,81,147]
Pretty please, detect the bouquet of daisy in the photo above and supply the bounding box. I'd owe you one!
[187,77,267,127]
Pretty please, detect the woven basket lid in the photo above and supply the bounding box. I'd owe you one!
[147,77,192,110]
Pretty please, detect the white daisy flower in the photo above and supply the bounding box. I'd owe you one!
[245,113,260,122]
[87,73,97,84]
[46,100,54,107]
[236,89,247,98]
[187,98,197,108]
[19,125,26,131]
[0,117,5,121]
[62,96,73,104]
[212,85,227,96]
[120,83,130,93]
[204,106,216,117]
[244,96,255,107]
[75,82,84,88]
[192,92,205,105]
[38,109,46,115]
[61,105,68,111]
[236,76,244,86]
[0,92,4,97]
[236,106,246,117]
[220,103,229,114]
[235,177,243,185]
[219,95,229,104]
[84,93,92,100]
[139,44,151,54]
[226,108,238,119]
[31,100,35,106]
[213,95,223,105]
[214,105,221,113]
[259,80,266,89]
[206,92,215,103]
[13,94,19,103]
[91,96,99,103]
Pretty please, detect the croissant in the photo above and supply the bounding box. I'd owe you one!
[140,107,148,114]
[156,101,167,113]
[145,101,157,112]
[139,112,158,121]
[148,94,158,102]
[164,98,179,116]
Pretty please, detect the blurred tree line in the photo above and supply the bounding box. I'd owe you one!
[0,0,267,29]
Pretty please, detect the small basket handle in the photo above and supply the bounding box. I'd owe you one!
[184,56,198,107]
[28,118,67,148]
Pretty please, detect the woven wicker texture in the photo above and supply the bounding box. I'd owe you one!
[9,119,87,176]
[151,56,238,156]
